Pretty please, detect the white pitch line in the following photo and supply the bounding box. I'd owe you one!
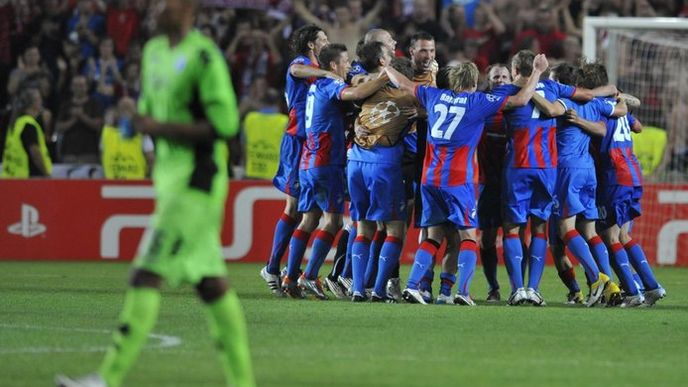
[0,324,181,355]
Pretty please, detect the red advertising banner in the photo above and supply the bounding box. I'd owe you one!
[1,180,687,265]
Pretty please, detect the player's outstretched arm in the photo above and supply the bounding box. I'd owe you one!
[340,72,389,101]
[504,53,548,110]
[385,65,418,95]
[620,92,641,108]
[564,109,606,137]
[532,92,565,117]
[572,84,617,102]
[290,64,343,81]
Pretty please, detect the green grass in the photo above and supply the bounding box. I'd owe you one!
[1,262,686,387]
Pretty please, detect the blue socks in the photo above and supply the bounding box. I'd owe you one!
[266,213,298,274]
[439,272,456,297]
[304,230,335,280]
[286,229,311,281]
[610,242,639,295]
[407,239,440,290]
[503,233,524,292]
[588,235,612,278]
[457,240,477,296]
[351,235,371,295]
[625,239,659,290]
[527,233,547,290]
[365,230,386,288]
[563,230,599,283]
[373,236,403,297]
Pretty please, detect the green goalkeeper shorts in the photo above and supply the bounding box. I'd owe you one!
[134,187,228,287]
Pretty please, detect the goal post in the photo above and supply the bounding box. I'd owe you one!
[582,17,688,265]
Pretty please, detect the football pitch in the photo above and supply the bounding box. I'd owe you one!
[1,262,686,387]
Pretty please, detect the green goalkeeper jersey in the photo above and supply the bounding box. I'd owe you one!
[139,30,238,195]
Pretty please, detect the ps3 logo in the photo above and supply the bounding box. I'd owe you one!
[7,204,46,238]
[99,185,285,260]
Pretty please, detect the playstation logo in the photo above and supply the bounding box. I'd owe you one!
[7,204,46,238]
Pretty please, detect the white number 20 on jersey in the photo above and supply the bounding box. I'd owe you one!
[304,84,316,129]
[430,104,466,140]
[613,115,632,141]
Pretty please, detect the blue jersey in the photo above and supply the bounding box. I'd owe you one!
[598,101,643,186]
[301,78,349,169]
[284,55,317,138]
[347,60,367,83]
[556,97,614,168]
[493,80,576,169]
[414,85,506,187]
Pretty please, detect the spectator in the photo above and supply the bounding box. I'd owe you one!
[1,88,52,178]
[7,46,52,100]
[403,0,448,43]
[100,96,153,179]
[106,0,140,57]
[67,0,105,60]
[55,75,103,163]
[119,61,140,99]
[85,37,123,108]
[511,2,565,58]
[463,2,506,66]
[294,0,384,55]
[226,24,283,99]
[0,0,14,107]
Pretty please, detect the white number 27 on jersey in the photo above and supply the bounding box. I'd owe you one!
[430,104,466,140]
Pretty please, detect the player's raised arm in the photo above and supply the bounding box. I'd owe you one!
[340,71,389,101]
[611,97,628,117]
[385,65,420,95]
[532,92,566,117]
[503,53,548,110]
[564,108,606,137]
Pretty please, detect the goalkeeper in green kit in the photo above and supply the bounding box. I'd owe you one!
[56,1,255,386]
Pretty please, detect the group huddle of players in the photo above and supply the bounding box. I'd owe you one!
[259,24,666,308]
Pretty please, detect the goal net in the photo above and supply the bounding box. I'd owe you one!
[583,17,688,265]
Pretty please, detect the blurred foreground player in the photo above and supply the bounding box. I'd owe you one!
[56,1,255,386]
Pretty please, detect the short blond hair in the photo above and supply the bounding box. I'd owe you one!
[446,62,479,91]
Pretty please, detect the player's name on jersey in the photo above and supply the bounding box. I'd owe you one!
[439,94,468,104]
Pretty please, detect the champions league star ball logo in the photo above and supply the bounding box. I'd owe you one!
[368,101,401,126]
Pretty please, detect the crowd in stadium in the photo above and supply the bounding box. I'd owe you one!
[1,0,686,178]
[0,0,676,307]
